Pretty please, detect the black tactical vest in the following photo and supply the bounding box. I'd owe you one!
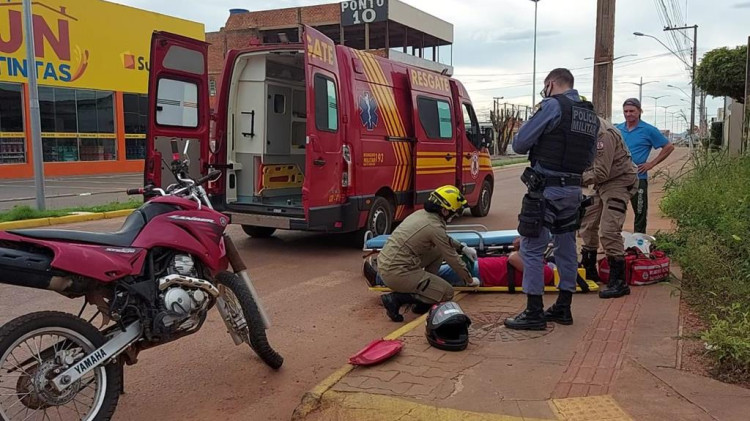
[529,94,598,174]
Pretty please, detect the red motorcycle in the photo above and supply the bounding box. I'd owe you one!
[0,140,282,420]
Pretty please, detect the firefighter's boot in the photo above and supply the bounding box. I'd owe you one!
[599,257,631,299]
[581,249,601,283]
[381,292,414,322]
[544,290,573,325]
[504,295,547,330]
[411,301,433,315]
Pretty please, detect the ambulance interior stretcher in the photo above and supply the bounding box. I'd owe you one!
[225,51,307,209]
[363,225,599,293]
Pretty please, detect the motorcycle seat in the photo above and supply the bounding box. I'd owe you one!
[9,203,176,247]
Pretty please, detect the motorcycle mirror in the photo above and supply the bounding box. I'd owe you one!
[170,138,180,162]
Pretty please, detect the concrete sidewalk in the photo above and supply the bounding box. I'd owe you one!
[293,281,750,420]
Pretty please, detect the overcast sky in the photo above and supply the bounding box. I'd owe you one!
[113,0,748,131]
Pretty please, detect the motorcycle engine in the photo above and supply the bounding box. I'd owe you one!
[156,254,211,331]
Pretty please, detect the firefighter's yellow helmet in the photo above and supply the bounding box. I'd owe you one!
[428,185,468,213]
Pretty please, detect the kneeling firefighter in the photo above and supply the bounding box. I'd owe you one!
[378,185,480,322]
[505,68,598,330]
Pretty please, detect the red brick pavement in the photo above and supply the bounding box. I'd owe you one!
[553,288,645,398]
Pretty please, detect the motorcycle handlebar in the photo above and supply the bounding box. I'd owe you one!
[126,188,143,195]
[195,170,221,186]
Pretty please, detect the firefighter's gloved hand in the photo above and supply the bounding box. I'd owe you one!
[461,244,478,262]
[468,277,481,287]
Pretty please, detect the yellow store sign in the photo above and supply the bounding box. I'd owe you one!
[0,0,204,93]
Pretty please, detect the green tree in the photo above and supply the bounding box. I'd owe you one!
[695,45,747,104]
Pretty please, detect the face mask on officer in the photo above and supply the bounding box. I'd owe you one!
[539,80,553,98]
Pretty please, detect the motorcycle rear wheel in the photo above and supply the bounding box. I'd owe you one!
[216,272,284,369]
[0,311,121,421]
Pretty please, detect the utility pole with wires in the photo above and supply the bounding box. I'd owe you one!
[592,0,616,120]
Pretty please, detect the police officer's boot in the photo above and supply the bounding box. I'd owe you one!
[580,249,601,283]
[504,295,547,330]
[381,292,414,322]
[599,257,631,299]
[543,290,573,325]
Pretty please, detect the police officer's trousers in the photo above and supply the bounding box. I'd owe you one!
[580,180,637,257]
[520,194,580,295]
[379,248,455,304]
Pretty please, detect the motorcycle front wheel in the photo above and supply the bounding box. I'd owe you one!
[216,272,284,370]
[0,311,121,421]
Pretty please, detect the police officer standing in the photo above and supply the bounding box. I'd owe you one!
[505,69,598,330]
[378,185,480,322]
[579,117,639,299]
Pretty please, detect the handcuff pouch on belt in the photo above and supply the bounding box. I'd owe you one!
[518,168,547,238]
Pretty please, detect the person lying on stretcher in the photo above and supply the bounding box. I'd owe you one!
[364,238,556,288]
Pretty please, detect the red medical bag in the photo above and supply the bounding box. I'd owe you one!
[598,250,670,286]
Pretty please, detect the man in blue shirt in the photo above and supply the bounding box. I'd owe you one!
[616,98,675,233]
[505,68,598,331]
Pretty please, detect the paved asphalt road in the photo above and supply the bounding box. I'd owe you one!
[0,173,143,211]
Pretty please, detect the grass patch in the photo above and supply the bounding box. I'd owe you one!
[0,198,143,223]
[658,150,750,382]
[491,157,527,167]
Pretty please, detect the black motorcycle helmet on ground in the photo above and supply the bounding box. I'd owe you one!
[425,301,472,351]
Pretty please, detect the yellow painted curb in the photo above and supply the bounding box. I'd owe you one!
[103,209,135,219]
[292,293,467,420]
[0,208,136,231]
[314,390,551,421]
[48,213,105,226]
[0,218,51,230]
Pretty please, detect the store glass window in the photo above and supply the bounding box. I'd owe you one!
[38,86,116,162]
[123,93,148,159]
[0,82,26,164]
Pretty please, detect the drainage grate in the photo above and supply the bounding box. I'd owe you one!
[468,311,554,342]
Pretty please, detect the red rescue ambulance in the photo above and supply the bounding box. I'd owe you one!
[145,26,495,238]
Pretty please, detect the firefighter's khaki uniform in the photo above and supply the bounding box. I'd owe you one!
[580,118,639,257]
[378,210,472,303]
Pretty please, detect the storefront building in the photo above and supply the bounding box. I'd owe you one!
[0,0,204,178]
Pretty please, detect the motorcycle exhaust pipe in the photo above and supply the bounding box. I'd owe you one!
[0,247,87,295]
[223,235,271,329]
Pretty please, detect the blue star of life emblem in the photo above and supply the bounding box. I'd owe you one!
[359,92,379,131]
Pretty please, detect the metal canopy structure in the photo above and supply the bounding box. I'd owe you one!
[226,0,453,69]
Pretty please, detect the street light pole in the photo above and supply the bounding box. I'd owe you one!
[667,84,690,98]
[624,77,658,104]
[645,95,668,122]
[531,0,540,109]
[663,24,698,151]
[659,105,677,131]
[22,0,46,210]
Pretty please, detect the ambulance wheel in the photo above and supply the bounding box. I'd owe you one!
[241,225,276,238]
[470,178,493,217]
[366,197,394,236]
